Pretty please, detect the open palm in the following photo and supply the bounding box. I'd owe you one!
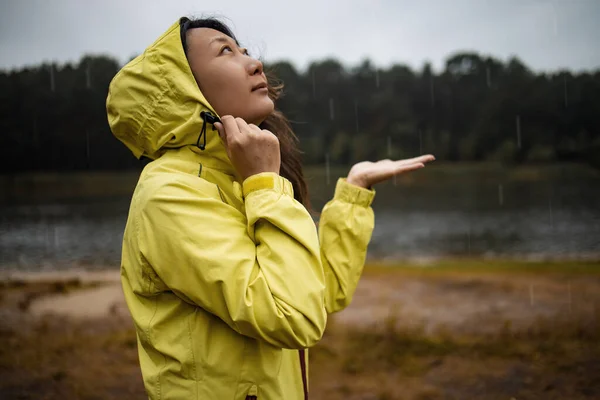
[347,155,436,189]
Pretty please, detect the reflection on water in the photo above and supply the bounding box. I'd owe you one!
[370,208,599,261]
[0,200,130,270]
[1,170,599,271]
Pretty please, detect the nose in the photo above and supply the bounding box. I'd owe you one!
[247,57,263,76]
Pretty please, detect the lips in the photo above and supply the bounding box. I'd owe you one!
[251,82,268,91]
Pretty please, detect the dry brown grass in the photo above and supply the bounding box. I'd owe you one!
[0,316,143,399]
[308,309,600,399]
[1,262,599,399]
[308,263,600,400]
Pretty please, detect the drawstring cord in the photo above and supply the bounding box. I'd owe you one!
[197,111,220,151]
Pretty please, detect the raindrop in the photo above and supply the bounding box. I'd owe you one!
[375,69,380,88]
[429,76,435,106]
[498,184,504,206]
[18,254,29,269]
[529,284,535,306]
[486,66,491,88]
[467,226,471,255]
[86,62,92,89]
[54,226,60,250]
[329,98,335,121]
[32,114,38,146]
[563,75,568,108]
[45,222,52,252]
[549,199,554,229]
[516,115,521,148]
[49,63,55,92]
[312,69,316,99]
[354,99,359,133]
[325,152,330,186]
[85,129,91,165]
[387,136,397,185]
[567,281,572,312]
[419,130,423,154]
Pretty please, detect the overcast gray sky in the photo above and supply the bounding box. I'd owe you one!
[1,0,599,73]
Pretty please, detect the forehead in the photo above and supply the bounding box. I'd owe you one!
[187,27,237,48]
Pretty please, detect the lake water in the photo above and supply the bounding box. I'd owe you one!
[1,166,599,271]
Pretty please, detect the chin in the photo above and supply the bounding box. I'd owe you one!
[250,100,275,125]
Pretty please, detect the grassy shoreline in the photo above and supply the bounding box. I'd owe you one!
[1,258,599,278]
[1,162,597,203]
[364,258,600,275]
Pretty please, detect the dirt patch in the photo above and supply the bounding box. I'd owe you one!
[1,266,599,399]
[335,272,599,336]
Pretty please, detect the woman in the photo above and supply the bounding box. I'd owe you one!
[106,16,434,400]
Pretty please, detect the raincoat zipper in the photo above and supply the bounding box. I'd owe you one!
[299,349,308,400]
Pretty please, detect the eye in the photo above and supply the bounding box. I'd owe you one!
[220,45,233,54]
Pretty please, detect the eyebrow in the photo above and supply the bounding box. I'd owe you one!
[209,36,234,46]
[209,36,248,53]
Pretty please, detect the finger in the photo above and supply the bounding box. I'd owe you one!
[234,117,251,136]
[247,123,263,135]
[394,163,425,174]
[395,155,435,166]
[214,122,224,140]
[221,115,238,141]
[220,116,240,142]
[396,155,435,164]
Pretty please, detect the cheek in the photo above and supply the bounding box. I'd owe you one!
[202,64,248,114]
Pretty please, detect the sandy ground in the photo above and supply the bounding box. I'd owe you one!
[337,272,599,334]
[1,265,599,399]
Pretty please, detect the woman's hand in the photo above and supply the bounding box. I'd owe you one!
[346,155,436,189]
[214,116,281,181]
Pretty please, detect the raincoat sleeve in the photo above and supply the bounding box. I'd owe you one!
[139,172,326,349]
[318,178,376,314]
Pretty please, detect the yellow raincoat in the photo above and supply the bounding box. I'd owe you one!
[106,19,375,400]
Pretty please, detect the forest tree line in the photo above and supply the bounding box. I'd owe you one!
[1,52,599,173]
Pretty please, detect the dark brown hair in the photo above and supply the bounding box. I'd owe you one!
[180,17,314,215]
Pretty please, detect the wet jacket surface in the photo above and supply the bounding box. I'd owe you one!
[106,19,376,400]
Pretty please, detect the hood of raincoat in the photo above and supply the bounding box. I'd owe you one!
[106,19,234,175]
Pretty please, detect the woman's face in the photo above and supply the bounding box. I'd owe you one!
[186,28,274,125]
